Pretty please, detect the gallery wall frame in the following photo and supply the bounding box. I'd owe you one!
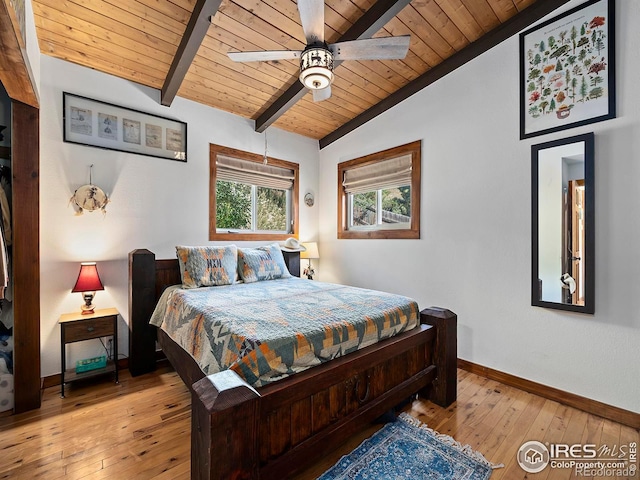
[519,0,615,139]
[63,92,187,161]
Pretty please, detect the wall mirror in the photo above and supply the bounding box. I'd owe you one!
[532,132,594,313]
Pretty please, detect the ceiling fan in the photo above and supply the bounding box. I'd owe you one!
[227,0,411,102]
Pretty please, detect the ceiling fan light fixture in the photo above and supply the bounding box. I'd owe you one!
[300,66,333,90]
[299,47,334,90]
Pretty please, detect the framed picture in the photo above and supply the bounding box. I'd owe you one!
[63,92,187,161]
[519,0,615,139]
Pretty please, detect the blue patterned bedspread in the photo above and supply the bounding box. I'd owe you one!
[150,277,419,387]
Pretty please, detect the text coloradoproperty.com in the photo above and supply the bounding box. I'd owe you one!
[550,461,629,469]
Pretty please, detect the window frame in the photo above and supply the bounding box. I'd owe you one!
[338,140,421,240]
[210,144,299,241]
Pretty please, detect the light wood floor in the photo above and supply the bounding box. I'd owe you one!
[0,366,637,479]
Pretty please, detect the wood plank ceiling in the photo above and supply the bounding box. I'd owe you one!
[31,0,568,146]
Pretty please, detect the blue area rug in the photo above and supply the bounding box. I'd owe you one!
[318,413,501,480]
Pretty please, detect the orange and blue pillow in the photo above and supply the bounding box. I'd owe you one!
[237,243,291,283]
[176,245,237,288]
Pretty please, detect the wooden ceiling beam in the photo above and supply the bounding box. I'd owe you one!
[254,0,413,133]
[161,0,222,106]
[319,0,572,148]
[0,0,39,107]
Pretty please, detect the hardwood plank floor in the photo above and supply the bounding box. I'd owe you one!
[0,367,637,479]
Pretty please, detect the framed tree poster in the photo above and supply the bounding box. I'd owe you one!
[520,0,615,139]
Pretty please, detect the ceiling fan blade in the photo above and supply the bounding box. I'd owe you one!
[312,86,331,102]
[329,36,411,61]
[297,0,325,44]
[227,50,302,62]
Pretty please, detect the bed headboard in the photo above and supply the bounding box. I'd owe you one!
[155,258,181,296]
[128,249,180,376]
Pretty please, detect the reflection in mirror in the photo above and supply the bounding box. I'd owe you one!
[532,133,594,313]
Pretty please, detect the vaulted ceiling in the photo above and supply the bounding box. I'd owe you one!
[31,0,570,147]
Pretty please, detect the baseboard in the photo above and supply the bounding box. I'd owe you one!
[457,358,639,429]
[41,374,59,390]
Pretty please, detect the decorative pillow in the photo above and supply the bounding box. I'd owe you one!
[176,245,237,288]
[237,243,291,283]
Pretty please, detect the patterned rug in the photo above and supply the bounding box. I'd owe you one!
[318,413,502,480]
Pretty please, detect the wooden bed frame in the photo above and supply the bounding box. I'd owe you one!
[128,249,457,480]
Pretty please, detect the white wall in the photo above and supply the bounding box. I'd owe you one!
[39,56,319,376]
[318,0,639,413]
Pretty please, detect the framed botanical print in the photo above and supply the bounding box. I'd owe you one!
[520,0,615,139]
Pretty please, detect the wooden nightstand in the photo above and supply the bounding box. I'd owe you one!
[282,250,300,277]
[59,307,119,398]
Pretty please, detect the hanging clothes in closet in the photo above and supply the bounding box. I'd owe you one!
[0,164,10,300]
[0,162,12,382]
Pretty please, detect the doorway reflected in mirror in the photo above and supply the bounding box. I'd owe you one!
[531,133,595,314]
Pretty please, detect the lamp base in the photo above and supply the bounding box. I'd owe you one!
[303,260,316,280]
[80,292,96,314]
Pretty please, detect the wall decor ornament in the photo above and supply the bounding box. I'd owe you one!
[69,164,109,215]
[519,0,615,139]
[304,192,314,207]
[63,92,187,161]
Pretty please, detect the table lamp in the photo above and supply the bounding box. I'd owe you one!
[72,262,104,314]
[300,242,319,280]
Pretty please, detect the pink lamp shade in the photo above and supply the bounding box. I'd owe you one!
[72,262,104,314]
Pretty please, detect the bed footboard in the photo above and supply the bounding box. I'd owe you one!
[190,307,456,480]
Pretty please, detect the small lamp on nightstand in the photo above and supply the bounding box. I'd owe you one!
[300,242,319,280]
[72,262,104,314]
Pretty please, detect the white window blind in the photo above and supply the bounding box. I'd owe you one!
[342,154,412,194]
[217,155,295,190]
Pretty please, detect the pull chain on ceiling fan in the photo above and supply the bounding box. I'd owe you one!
[227,0,410,102]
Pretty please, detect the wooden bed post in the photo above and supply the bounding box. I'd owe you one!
[191,372,261,480]
[128,249,158,376]
[420,307,457,407]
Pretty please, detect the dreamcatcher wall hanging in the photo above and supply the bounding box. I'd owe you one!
[69,164,109,215]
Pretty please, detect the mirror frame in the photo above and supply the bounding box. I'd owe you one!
[531,132,595,314]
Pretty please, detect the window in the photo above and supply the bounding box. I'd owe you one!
[338,141,420,239]
[210,144,299,241]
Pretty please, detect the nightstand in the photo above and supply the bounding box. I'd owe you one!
[282,250,300,277]
[59,307,119,398]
